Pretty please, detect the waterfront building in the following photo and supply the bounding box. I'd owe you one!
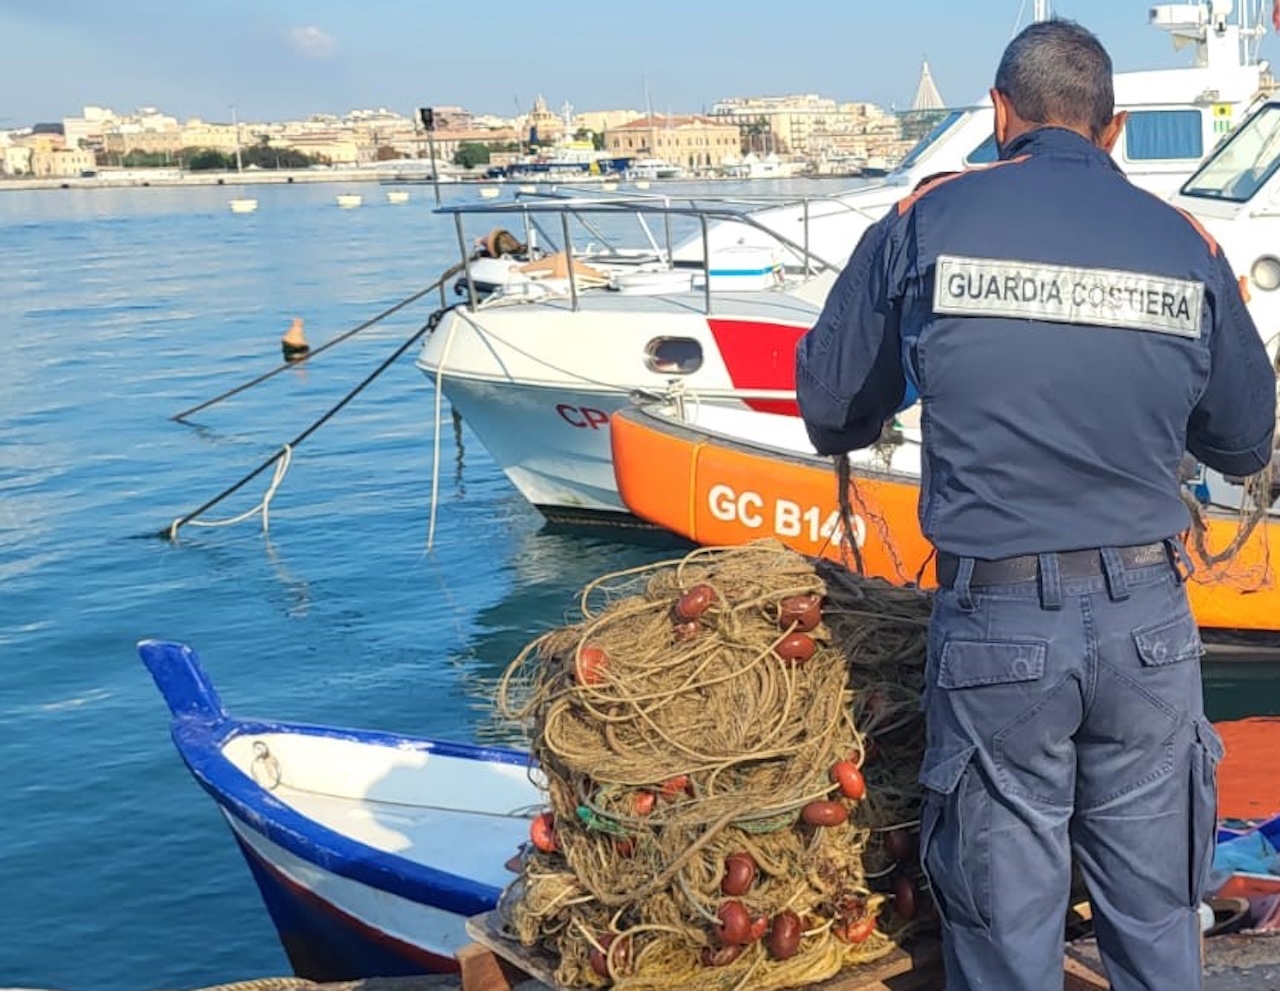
[6,132,96,176]
[602,114,741,171]
[523,95,566,145]
[0,143,32,176]
[574,109,645,140]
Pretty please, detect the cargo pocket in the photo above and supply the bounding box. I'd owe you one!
[1133,612,1202,667]
[938,639,1046,689]
[1189,717,1225,906]
[918,744,989,931]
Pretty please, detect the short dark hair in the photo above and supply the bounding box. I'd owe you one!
[994,20,1114,139]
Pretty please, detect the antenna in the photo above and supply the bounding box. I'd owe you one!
[230,104,243,174]
[1033,0,1051,22]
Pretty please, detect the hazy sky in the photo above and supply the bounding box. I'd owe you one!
[0,1,1274,126]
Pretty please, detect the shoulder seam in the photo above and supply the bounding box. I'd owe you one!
[1134,185,1220,258]
[895,154,1031,217]
[1173,206,1219,257]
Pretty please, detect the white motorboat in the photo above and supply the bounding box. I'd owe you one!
[416,1,1277,522]
[336,193,364,209]
[229,198,259,214]
[628,158,684,180]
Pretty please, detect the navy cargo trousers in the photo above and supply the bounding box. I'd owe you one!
[919,547,1223,991]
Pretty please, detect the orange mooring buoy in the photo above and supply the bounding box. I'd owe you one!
[281,317,310,362]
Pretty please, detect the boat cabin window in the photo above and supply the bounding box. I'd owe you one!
[645,337,703,375]
[1123,109,1204,161]
[1182,104,1280,203]
[965,136,999,166]
[895,110,966,172]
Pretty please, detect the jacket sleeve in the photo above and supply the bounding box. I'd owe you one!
[1186,253,1277,477]
[795,211,906,455]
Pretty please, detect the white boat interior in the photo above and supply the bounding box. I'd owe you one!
[222,731,542,887]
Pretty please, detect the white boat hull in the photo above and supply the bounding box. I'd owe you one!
[443,376,633,515]
[417,295,819,519]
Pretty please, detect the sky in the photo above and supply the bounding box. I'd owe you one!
[0,1,1275,126]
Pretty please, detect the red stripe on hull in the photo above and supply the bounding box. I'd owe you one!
[706,318,804,416]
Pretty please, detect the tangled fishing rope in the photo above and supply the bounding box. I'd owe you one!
[496,540,934,990]
[1180,343,1280,572]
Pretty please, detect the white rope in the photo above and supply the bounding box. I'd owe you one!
[426,319,461,553]
[168,445,292,538]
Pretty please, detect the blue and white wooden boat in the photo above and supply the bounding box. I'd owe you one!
[139,639,541,980]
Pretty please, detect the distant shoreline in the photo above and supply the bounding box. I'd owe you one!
[0,168,476,192]
[0,168,868,193]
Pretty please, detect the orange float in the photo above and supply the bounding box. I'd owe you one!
[611,406,1279,642]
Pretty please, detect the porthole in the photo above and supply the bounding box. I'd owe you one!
[645,337,703,375]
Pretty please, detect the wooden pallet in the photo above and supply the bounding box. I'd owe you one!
[460,911,1111,991]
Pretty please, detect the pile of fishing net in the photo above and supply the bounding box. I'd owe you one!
[495,540,935,990]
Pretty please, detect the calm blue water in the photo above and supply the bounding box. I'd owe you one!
[1,177,1277,991]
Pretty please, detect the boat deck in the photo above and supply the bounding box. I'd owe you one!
[468,276,833,322]
[278,786,528,890]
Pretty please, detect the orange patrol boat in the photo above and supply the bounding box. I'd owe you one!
[611,403,1279,652]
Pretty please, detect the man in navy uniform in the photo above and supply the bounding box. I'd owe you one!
[796,19,1276,991]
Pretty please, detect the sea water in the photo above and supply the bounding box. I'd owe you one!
[0,178,1275,991]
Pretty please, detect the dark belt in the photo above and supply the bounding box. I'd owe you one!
[935,541,1171,588]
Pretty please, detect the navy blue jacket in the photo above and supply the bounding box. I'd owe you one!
[796,127,1277,558]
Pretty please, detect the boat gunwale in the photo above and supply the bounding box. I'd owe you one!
[142,641,535,919]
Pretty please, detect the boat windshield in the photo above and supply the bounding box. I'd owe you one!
[893,109,967,174]
[1182,104,1280,203]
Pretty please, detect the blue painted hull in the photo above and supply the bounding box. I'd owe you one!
[236,834,458,977]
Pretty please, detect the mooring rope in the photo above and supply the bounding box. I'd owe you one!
[162,308,452,541]
[174,444,293,537]
[171,265,462,423]
[426,315,462,553]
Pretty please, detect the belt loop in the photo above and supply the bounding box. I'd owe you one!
[1165,537,1196,583]
[1037,553,1063,610]
[954,557,977,612]
[1100,546,1131,602]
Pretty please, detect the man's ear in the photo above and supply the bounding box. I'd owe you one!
[991,88,1011,148]
[1098,111,1128,154]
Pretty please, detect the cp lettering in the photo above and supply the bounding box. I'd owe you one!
[555,404,610,429]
